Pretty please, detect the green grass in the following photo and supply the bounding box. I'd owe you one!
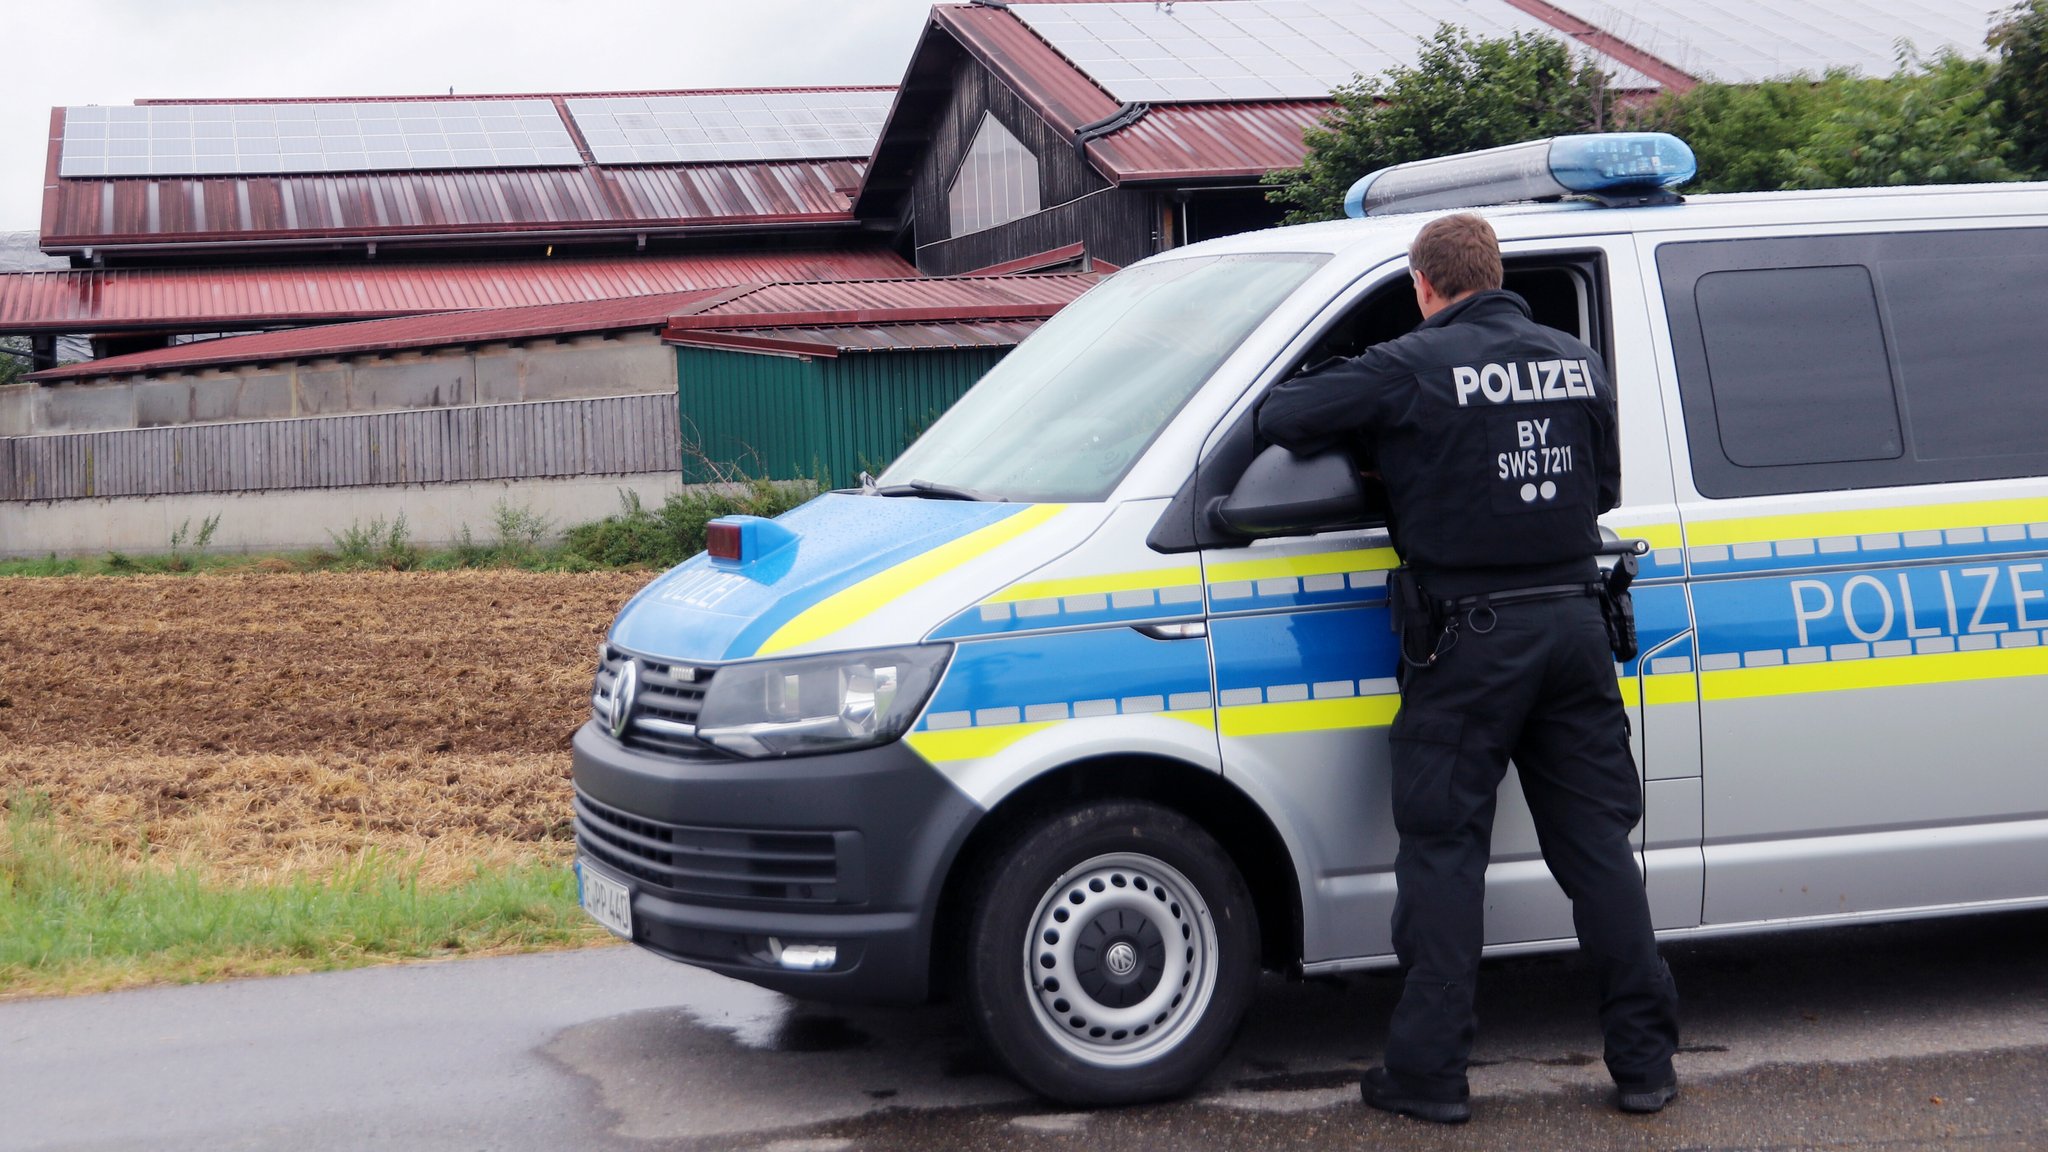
[0,796,610,999]
[0,484,823,578]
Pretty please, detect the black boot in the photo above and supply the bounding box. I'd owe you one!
[1361,1067,1472,1124]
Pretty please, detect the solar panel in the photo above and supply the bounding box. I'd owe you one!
[1534,0,1994,83]
[58,99,582,177]
[1010,0,1661,102]
[566,90,893,165]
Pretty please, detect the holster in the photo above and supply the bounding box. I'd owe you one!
[1387,566,1443,665]
[1599,552,1640,663]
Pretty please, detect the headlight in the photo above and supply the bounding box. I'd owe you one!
[695,644,952,758]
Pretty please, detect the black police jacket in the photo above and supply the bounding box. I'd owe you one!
[1256,289,1620,597]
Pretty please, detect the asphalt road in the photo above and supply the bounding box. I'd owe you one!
[3,908,2045,1152]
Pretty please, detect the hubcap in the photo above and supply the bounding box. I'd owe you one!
[1021,852,1220,1068]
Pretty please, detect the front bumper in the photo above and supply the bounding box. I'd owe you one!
[569,721,981,1002]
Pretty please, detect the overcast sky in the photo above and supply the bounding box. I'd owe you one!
[2,0,941,232]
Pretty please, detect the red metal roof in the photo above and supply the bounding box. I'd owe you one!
[24,289,726,383]
[40,86,898,255]
[932,5,1117,137]
[667,319,1045,358]
[865,7,1325,195]
[41,158,867,255]
[1086,101,1331,182]
[133,85,894,105]
[28,273,1095,383]
[663,273,1100,332]
[0,249,917,334]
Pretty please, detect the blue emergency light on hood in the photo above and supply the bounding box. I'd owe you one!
[1344,133,1697,219]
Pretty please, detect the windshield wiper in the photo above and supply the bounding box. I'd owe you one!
[868,479,1002,502]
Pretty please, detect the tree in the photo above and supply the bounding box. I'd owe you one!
[1266,26,1609,223]
[1991,0,2048,176]
[1626,77,1830,193]
[1782,52,2015,188]
[0,337,31,388]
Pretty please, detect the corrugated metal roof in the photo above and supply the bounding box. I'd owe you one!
[666,319,1045,357]
[1086,101,1330,181]
[41,159,867,254]
[28,273,1092,382]
[24,289,725,382]
[934,5,1118,137]
[665,273,1101,330]
[0,249,916,333]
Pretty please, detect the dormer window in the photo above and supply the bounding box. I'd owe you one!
[948,114,1041,236]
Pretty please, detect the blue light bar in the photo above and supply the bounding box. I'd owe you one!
[1343,133,1697,219]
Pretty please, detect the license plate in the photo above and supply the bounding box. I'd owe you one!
[577,858,633,940]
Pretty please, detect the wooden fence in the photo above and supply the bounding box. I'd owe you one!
[0,394,681,502]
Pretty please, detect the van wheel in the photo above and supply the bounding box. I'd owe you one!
[963,801,1259,1104]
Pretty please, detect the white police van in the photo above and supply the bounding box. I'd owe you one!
[573,134,2048,1103]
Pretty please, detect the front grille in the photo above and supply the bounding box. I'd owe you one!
[592,645,724,759]
[574,788,851,904]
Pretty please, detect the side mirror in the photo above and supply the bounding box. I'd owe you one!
[1206,444,1370,538]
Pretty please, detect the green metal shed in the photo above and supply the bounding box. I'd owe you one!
[672,330,1027,484]
[661,273,1102,484]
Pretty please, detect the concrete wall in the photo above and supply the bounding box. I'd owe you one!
[0,473,682,559]
[0,331,672,437]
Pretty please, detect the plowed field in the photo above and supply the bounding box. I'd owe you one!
[0,571,657,884]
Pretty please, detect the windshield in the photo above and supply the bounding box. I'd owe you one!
[877,252,1328,502]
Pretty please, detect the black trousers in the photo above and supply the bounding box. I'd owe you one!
[1382,594,1679,1099]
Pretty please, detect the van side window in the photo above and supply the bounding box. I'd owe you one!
[1305,259,1601,364]
[1887,252,2048,461]
[1660,228,2048,497]
[1694,266,1901,467]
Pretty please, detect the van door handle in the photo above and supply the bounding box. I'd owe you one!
[1134,622,1207,640]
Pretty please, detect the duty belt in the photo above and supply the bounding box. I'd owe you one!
[1434,582,1603,613]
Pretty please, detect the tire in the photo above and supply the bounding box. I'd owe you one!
[963,800,1260,1104]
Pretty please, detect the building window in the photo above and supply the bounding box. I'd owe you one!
[948,113,1040,236]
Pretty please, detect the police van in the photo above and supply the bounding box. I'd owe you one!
[572,134,2048,1103]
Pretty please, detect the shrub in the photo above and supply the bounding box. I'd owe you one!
[490,499,555,566]
[1628,77,1835,192]
[328,513,419,571]
[1992,0,2048,176]
[565,480,817,570]
[1781,52,2016,189]
[163,513,222,573]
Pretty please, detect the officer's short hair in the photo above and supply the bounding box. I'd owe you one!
[1409,214,1504,300]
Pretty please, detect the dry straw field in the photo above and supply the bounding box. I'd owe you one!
[0,571,657,886]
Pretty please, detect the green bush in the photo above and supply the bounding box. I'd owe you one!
[328,512,420,571]
[1629,77,1836,192]
[1781,53,2016,188]
[163,513,222,573]
[1634,49,2019,192]
[1992,0,2048,176]
[565,480,818,570]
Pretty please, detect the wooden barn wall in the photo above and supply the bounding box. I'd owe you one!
[0,394,680,502]
[911,53,1117,269]
[918,187,1158,277]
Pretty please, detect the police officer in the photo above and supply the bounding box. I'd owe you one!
[1257,213,1680,1123]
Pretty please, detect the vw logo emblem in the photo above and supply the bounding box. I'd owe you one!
[609,659,640,739]
[1105,941,1139,978]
